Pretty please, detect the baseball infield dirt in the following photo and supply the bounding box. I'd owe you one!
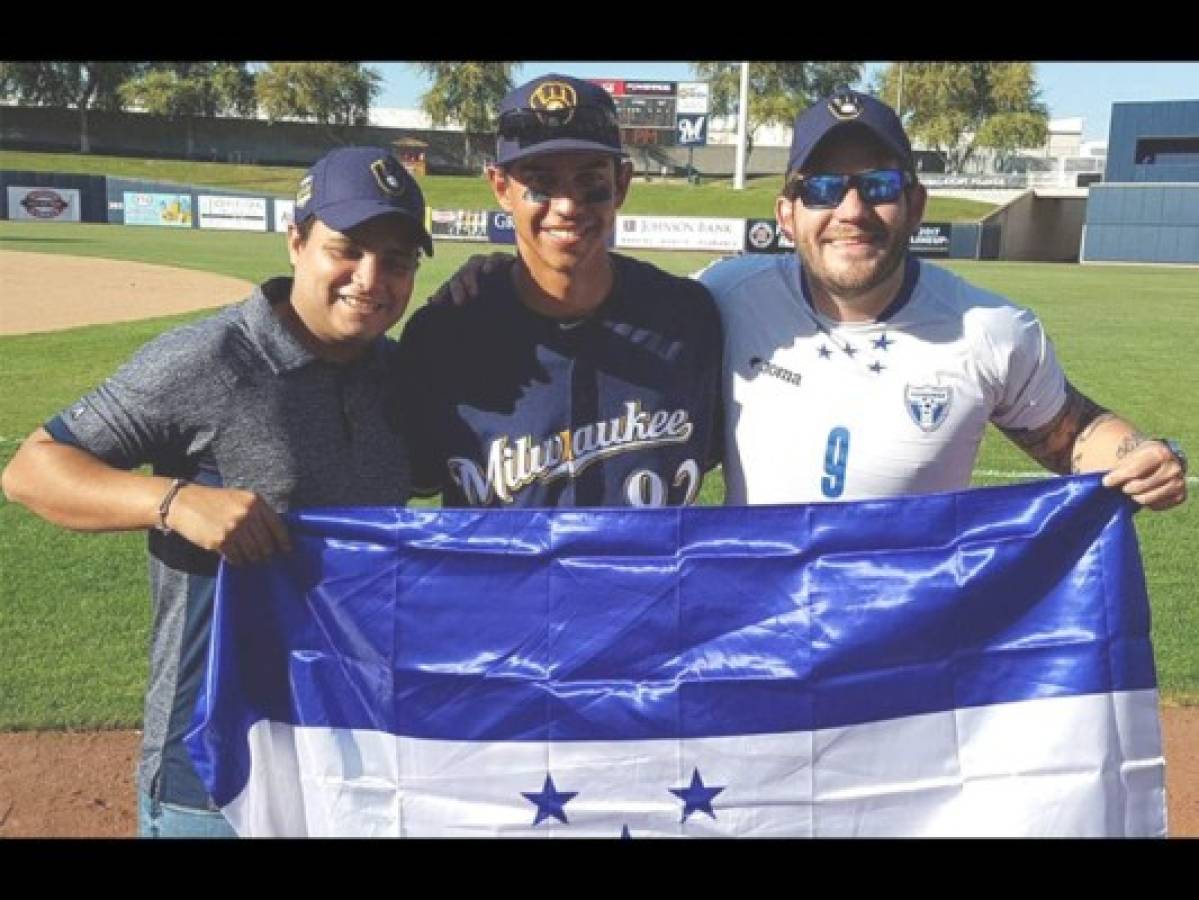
[0,251,253,335]
[0,712,1195,837]
[0,253,1195,838]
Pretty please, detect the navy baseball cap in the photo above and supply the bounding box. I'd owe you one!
[495,74,625,166]
[787,88,915,177]
[295,146,433,256]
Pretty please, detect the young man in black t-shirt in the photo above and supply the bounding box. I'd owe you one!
[399,74,723,508]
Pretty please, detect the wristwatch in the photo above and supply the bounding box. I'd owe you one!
[1157,439,1188,475]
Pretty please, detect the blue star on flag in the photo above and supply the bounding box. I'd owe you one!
[869,360,886,374]
[522,775,578,826]
[842,343,858,358]
[670,768,725,823]
[818,345,833,360]
[873,334,894,351]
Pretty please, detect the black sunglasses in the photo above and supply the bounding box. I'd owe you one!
[497,106,621,148]
[785,168,915,209]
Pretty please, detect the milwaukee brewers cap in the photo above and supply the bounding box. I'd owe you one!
[787,87,915,177]
[295,146,433,255]
[495,74,625,166]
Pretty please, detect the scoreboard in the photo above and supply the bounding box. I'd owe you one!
[589,79,710,148]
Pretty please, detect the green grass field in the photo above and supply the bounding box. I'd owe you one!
[2,210,1196,730]
[1,148,997,222]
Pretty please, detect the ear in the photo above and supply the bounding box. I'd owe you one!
[486,165,515,213]
[287,224,304,267]
[775,195,796,243]
[612,159,635,210]
[906,182,928,236]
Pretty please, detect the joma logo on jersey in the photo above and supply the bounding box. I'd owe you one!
[906,385,952,432]
[750,356,802,387]
[447,401,693,505]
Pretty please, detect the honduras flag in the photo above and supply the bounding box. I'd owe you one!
[186,475,1166,837]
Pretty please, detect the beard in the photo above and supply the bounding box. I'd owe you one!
[799,226,909,299]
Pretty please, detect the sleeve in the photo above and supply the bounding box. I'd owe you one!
[988,306,1068,432]
[688,279,726,473]
[393,310,445,497]
[46,326,220,470]
[689,254,738,281]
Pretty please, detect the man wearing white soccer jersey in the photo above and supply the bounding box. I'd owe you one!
[700,88,1187,511]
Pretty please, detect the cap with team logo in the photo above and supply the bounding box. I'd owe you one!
[786,87,915,177]
[294,146,433,255]
[495,74,625,166]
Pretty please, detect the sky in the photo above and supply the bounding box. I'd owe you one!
[371,62,1199,144]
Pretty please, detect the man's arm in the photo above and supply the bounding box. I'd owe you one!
[999,382,1187,511]
[1,427,291,565]
[425,252,514,306]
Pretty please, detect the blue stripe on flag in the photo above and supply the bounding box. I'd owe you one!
[187,475,1155,808]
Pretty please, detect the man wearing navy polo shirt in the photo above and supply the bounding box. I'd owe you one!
[397,75,723,507]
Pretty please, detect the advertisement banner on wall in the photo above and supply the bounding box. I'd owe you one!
[273,199,295,233]
[7,186,82,222]
[589,79,626,97]
[909,223,952,255]
[676,82,710,115]
[744,218,795,254]
[123,192,193,227]
[198,195,268,232]
[615,216,744,253]
[430,209,490,242]
[676,114,709,147]
[487,210,516,245]
[626,82,675,96]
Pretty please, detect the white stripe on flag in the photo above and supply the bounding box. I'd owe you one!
[223,689,1165,838]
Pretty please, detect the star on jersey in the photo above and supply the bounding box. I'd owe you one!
[869,361,886,374]
[817,345,833,360]
[842,343,858,358]
[522,774,578,826]
[670,768,725,823]
[873,334,894,351]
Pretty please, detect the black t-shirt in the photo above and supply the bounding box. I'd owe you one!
[397,254,724,507]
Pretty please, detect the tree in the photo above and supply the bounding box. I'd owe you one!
[0,61,145,153]
[255,63,381,135]
[691,62,863,169]
[875,63,1048,174]
[415,62,519,170]
[119,63,257,158]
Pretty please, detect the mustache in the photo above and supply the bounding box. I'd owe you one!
[823,229,884,241]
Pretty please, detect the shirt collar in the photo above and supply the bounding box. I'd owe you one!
[245,277,392,376]
[795,253,921,324]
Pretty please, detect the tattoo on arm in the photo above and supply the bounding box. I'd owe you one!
[999,382,1110,475]
[1114,432,1150,460]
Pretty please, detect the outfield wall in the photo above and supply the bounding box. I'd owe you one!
[1,106,477,173]
[2,167,988,258]
[0,106,793,176]
[1082,183,1199,264]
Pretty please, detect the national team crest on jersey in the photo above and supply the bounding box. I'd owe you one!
[906,385,952,433]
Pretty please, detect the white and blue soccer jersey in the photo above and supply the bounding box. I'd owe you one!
[700,253,1067,504]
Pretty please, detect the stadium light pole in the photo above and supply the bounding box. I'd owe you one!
[734,62,749,190]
